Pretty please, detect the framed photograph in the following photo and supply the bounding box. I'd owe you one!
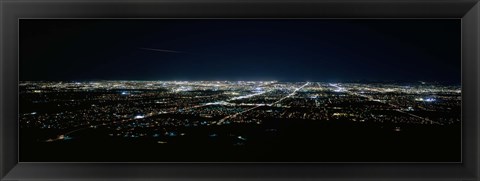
[1,0,479,180]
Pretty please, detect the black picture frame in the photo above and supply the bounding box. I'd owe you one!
[1,0,479,180]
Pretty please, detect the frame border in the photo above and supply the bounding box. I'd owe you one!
[1,0,479,180]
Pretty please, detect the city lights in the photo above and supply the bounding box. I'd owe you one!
[19,80,461,161]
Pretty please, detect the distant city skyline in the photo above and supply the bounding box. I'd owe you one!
[20,19,460,83]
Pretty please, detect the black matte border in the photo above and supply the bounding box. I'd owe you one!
[1,0,479,181]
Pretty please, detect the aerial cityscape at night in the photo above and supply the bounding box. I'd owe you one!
[19,81,461,162]
[20,19,460,162]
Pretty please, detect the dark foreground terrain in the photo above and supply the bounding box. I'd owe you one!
[21,119,460,162]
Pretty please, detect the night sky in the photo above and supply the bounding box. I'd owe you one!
[20,19,461,83]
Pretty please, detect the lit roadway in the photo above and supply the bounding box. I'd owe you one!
[59,82,276,141]
[329,84,440,125]
[269,82,310,106]
[217,82,310,125]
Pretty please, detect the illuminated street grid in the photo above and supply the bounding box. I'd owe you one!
[20,81,461,143]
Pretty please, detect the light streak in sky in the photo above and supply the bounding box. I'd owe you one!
[139,47,183,53]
